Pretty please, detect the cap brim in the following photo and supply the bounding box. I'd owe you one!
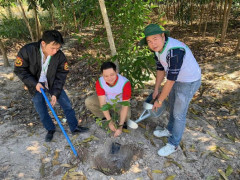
[139,37,147,46]
[164,30,170,36]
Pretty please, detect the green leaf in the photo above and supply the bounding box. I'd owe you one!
[225,133,235,142]
[225,165,233,177]
[101,104,112,111]
[168,161,182,170]
[81,135,97,143]
[115,93,122,100]
[60,164,72,168]
[218,169,228,180]
[219,151,230,160]
[118,101,130,106]
[102,120,111,129]
[207,131,222,140]
[122,129,130,133]
[152,170,164,174]
[206,176,217,180]
[165,175,176,180]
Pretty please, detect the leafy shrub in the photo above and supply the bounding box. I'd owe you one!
[0,14,32,40]
[105,0,156,89]
[113,47,156,89]
[39,15,53,31]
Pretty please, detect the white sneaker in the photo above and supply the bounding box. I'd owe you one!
[158,143,177,157]
[153,128,171,138]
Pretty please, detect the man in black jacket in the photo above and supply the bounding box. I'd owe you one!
[14,30,88,142]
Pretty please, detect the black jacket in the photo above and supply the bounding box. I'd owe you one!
[14,40,69,98]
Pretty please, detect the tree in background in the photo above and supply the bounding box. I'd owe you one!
[0,39,10,67]
[220,0,233,45]
[0,0,239,83]
[28,0,42,41]
[0,0,13,66]
[234,33,240,55]
[17,0,35,41]
[98,0,118,69]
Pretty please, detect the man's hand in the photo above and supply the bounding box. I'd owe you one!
[36,83,44,93]
[108,121,117,132]
[51,95,57,107]
[114,128,122,137]
[152,101,162,112]
[152,90,158,99]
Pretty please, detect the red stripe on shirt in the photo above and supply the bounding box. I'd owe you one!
[95,79,131,100]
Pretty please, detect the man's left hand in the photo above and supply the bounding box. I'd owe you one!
[114,128,122,137]
[51,95,57,107]
[152,101,162,112]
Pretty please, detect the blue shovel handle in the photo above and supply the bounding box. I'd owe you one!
[40,88,78,157]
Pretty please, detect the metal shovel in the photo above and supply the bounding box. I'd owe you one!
[40,88,78,157]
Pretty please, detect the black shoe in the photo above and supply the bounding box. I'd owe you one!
[45,130,55,142]
[123,122,128,129]
[73,126,89,134]
[94,117,106,121]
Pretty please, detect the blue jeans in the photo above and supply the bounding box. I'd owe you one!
[167,79,201,147]
[32,89,78,132]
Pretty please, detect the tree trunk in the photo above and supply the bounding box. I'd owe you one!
[173,2,175,21]
[32,6,40,40]
[59,0,67,36]
[70,1,78,32]
[7,6,13,18]
[190,0,193,32]
[180,0,183,26]
[198,4,204,34]
[29,0,42,40]
[49,4,55,28]
[234,33,240,55]
[37,14,42,38]
[98,0,117,58]
[219,0,224,22]
[202,20,208,38]
[0,39,10,67]
[166,3,169,20]
[17,0,35,42]
[214,1,217,23]
[216,0,224,39]
[220,0,232,45]
[210,0,214,23]
[202,5,208,38]
[177,0,180,26]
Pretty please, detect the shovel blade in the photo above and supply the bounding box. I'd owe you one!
[111,142,121,154]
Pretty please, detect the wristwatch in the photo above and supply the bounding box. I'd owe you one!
[157,99,162,105]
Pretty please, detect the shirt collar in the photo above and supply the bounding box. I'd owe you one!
[40,45,51,64]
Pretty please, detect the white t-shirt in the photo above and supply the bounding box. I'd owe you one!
[39,46,51,88]
[99,74,129,104]
[155,37,201,82]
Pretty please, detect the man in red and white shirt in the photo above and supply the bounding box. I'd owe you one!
[85,62,131,137]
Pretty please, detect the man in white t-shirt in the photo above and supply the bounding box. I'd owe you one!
[140,24,201,156]
[85,62,131,137]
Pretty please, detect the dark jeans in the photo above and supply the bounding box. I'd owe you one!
[32,89,78,132]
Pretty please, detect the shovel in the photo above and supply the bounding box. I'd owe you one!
[111,142,121,154]
[40,88,78,157]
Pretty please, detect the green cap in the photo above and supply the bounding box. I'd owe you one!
[140,24,169,46]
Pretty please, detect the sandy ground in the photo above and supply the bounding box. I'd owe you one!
[0,49,240,180]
